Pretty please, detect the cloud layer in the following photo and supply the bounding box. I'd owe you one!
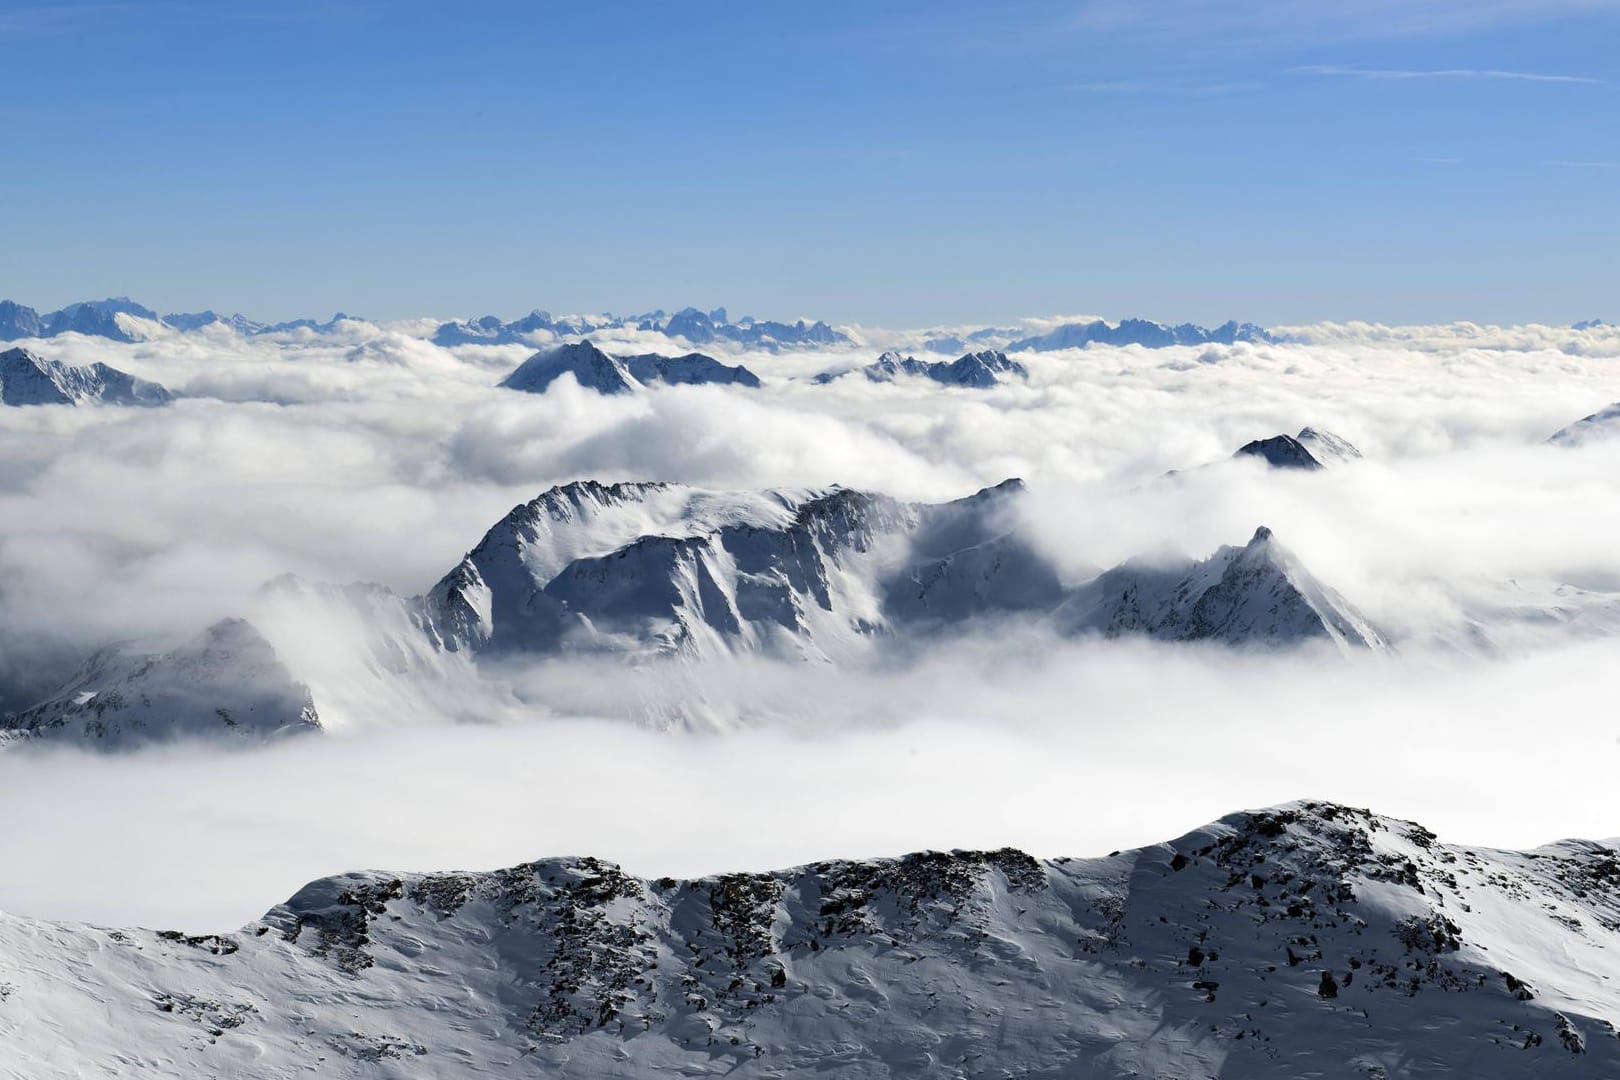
[2,319,1620,924]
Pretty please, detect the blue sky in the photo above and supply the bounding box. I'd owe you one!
[2,0,1615,326]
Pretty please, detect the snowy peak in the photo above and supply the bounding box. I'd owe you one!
[0,347,172,406]
[433,306,850,350]
[1,619,320,748]
[1235,427,1361,469]
[498,343,764,394]
[816,349,1028,388]
[1060,525,1387,650]
[3,800,1616,1076]
[499,341,638,395]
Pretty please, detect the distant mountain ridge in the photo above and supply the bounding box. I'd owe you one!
[433,305,849,351]
[1,800,1615,1077]
[1009,317,1275,352]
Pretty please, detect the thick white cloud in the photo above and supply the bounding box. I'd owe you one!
[3,320,1620,926]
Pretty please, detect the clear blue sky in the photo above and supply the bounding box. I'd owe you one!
[2,0,1615,326]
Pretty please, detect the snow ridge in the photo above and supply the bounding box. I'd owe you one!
[1,801,1615,1077]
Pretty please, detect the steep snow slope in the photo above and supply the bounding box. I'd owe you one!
[0,801,1613,1078]
[0,620,319,747]
[0,347,172,406]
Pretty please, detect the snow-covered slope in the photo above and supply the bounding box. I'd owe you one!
[0,347,172,406]
[0,619,319,748]
[1,800,1614,1078]
[815,349,1027,387]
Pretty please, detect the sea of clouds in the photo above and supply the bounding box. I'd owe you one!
[2,316,1619,928]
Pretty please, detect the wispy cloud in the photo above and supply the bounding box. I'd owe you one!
[1292,64,1603,84]
[1065,0,1620,45]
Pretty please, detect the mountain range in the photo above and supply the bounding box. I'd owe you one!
[0,298,1289,357]
[1008,317,1276,352]
[1,799,1613,1077]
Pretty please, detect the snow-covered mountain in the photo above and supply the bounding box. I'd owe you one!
[0,619,320,748]
[420,478,1381,662]
[2,800,1614,1078]
[1236,427,1362,469]
[1009,317,1275,352]
[814,349,1027,388]
[0,347,172,406]
[499,341,640,395]
[499,343,764,395]
[1548,403,1620,447]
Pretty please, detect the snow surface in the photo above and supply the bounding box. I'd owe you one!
[0,801,1614,1078]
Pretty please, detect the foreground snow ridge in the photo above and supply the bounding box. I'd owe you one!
[0,801,1614,1077]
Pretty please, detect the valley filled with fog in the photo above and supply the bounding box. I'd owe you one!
[3,312,1620,930]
